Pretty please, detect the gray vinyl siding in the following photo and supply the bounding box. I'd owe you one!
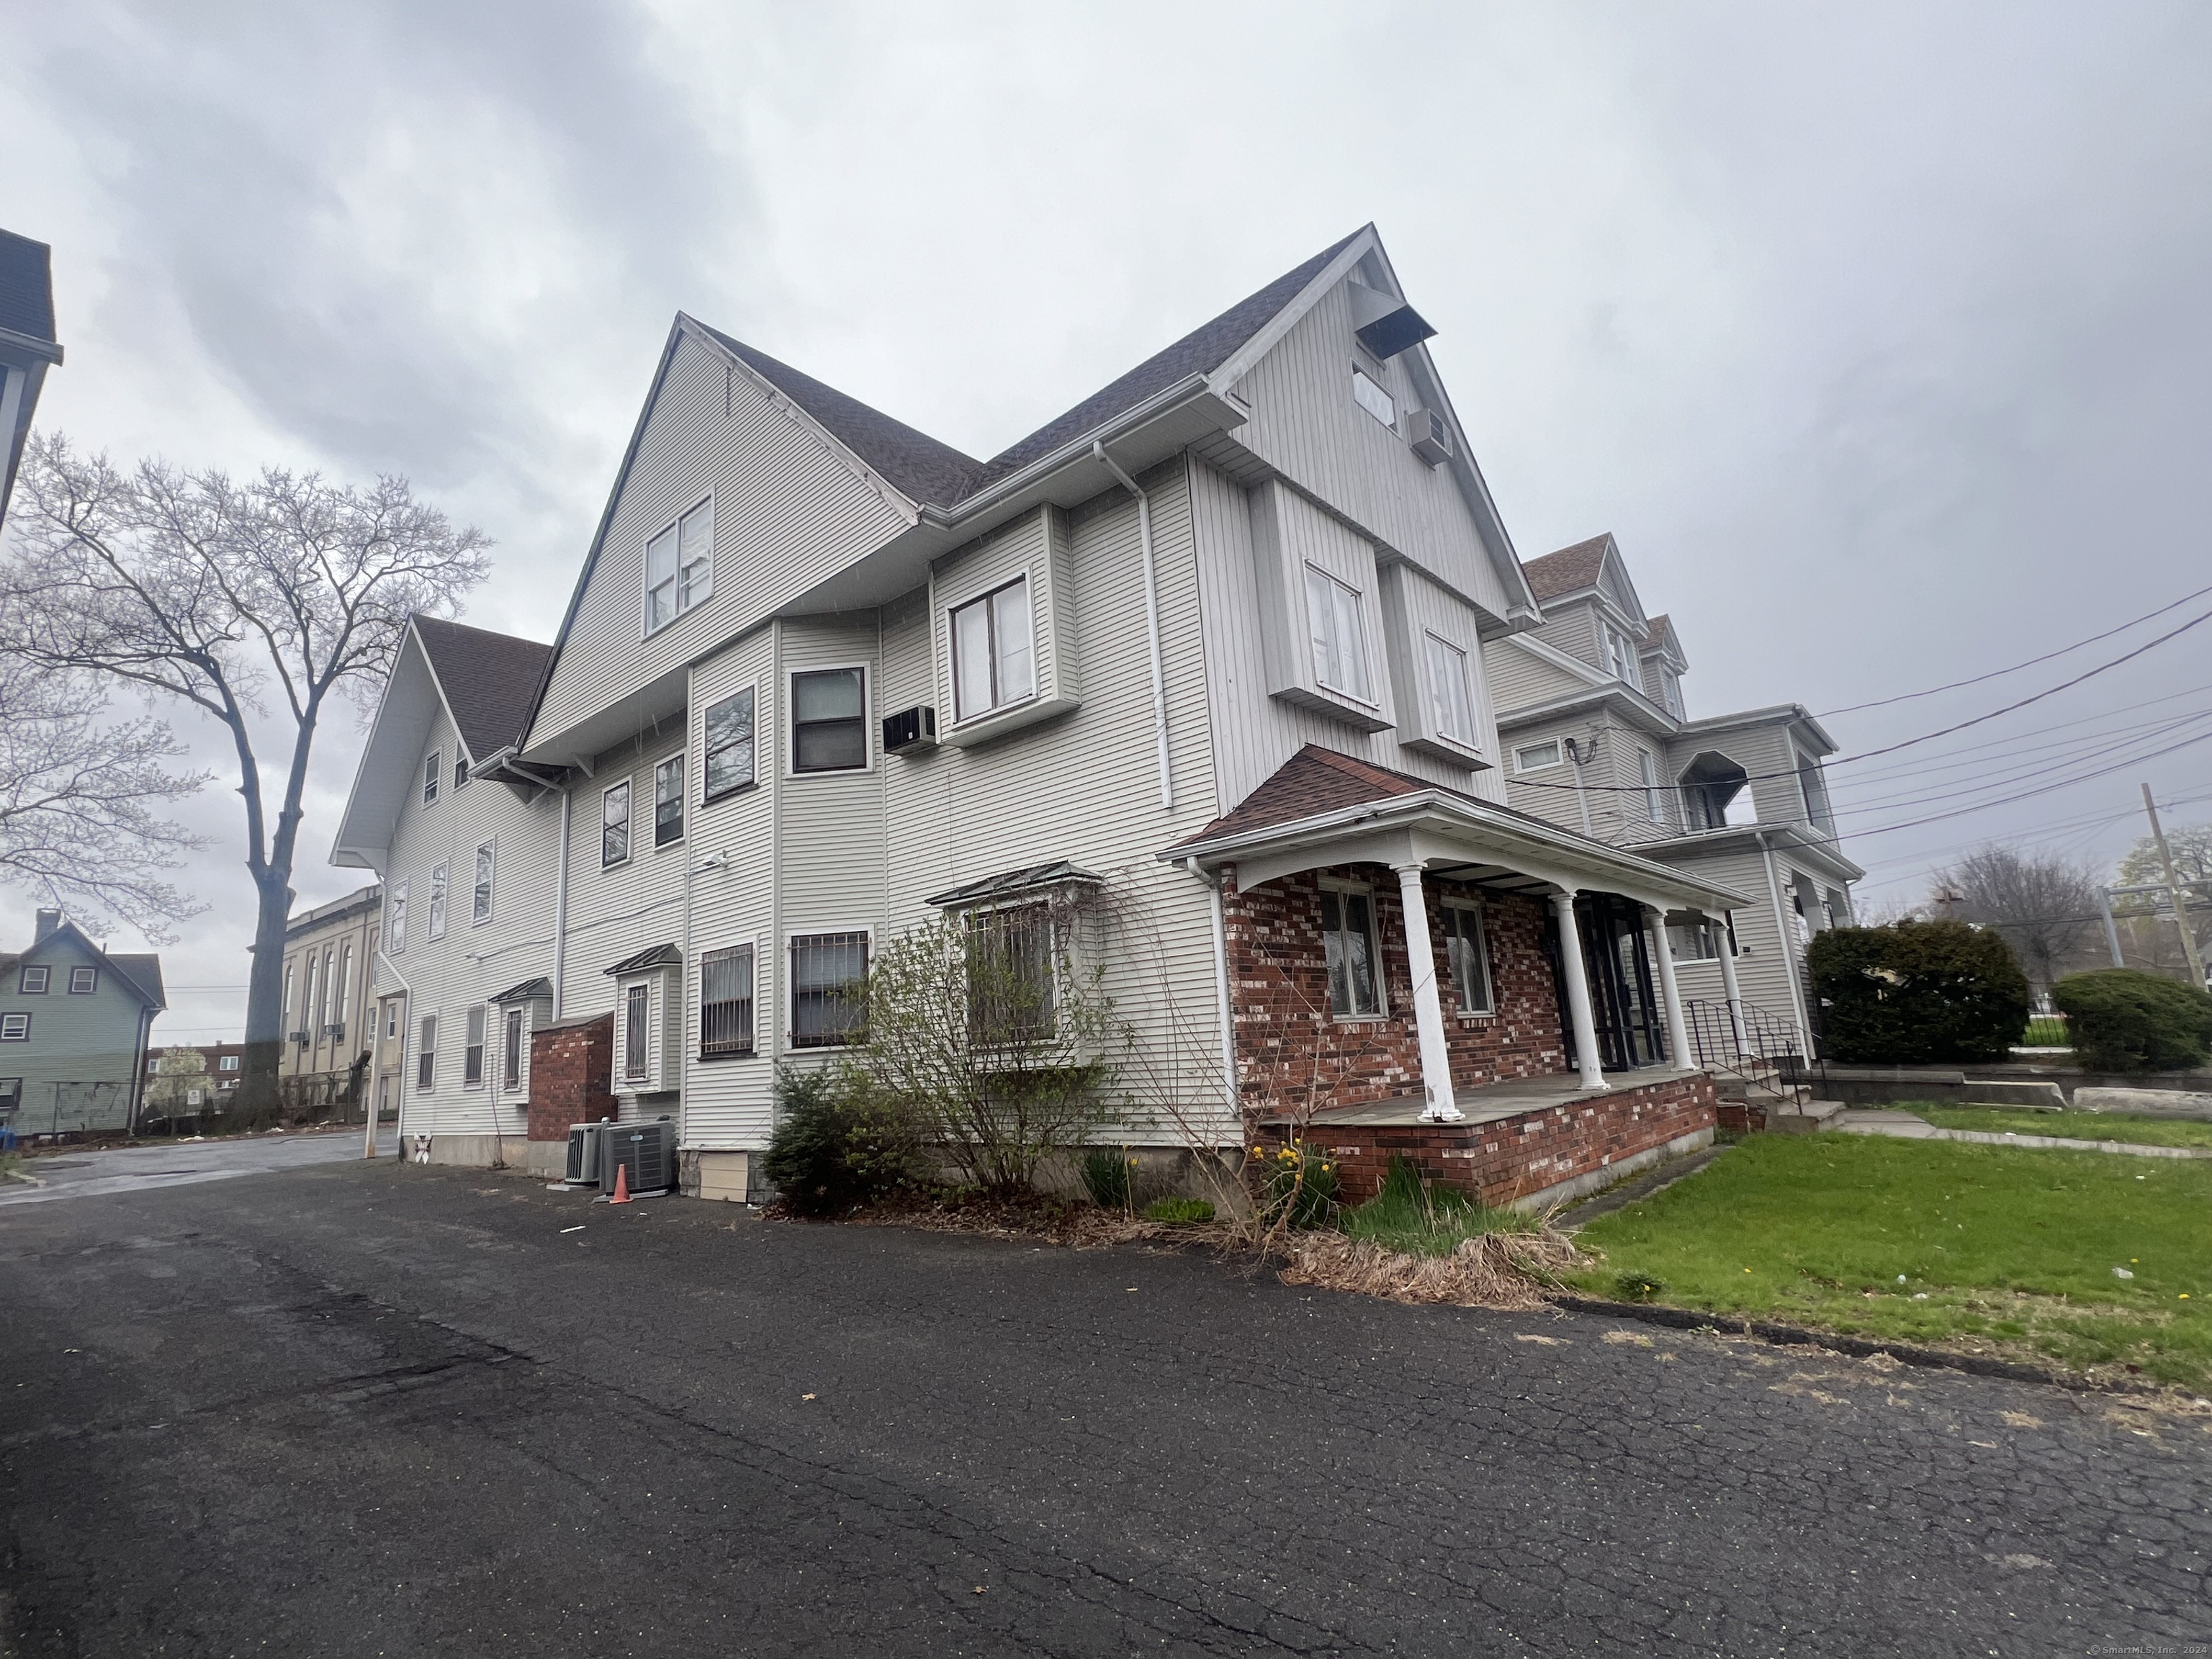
[1224,280,1515,625]
[372,703,568,1138]
[1,933,153,1126]
[1658,845,1814,1037]
[531,331,912,757]
[1667,722,1802,828]
[1483,636,1593,712]
[1525,601,1606,674]
[1188,457,1507,811]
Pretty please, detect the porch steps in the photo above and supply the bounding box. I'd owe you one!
[1768,1098,1849,1136]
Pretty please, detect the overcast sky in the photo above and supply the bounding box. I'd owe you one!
[5,1,2210,1043]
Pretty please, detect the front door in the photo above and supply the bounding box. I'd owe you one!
[1549,894,1668,1072]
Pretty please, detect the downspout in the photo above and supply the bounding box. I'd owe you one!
[1755,830,1813,1049]
[1094,441,1173,811]
[552,786,572,1019]
[376,949,413,1157]
[1180,857,1239,1130]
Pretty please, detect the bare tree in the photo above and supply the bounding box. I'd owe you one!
[2116,820,2212,966]
[1936,843,2101,991]
[0,433,490,1108]
[0,655,207,939]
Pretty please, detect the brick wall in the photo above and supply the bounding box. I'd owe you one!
[1267,1071,1717,1208]
[1225,866,1568,1123]
[526,1014,616,1145]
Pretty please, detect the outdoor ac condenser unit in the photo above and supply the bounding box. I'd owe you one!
[565,1120,617,1187]
[602,1118,675,1195]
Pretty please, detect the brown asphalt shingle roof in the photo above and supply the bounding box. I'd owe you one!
[1521,534,1612,601]
[413,616,555,762]
[1169,745,1484,848]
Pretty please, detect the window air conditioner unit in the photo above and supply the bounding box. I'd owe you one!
[323,1022,345,1040]
[1406,409,1454,468]
[603,1118,676,1196]
[565,1120,619,1187]
[289,1030,310,1045]
[882,705,936,754]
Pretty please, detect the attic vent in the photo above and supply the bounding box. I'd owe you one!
[1406,409,1454,468]
[1348,281,1437,361]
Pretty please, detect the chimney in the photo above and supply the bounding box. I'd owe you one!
[35,907,62,941]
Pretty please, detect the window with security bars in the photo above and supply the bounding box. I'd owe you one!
[790,932,868,1046]
[655,756,684,846]
[503,1007,524,1089]
[1319,886,1380,1017]
[699,945,755,1057]
[416,1015,436,1091]
[624,983,649,1080]
[966,907,1056,1043]
[464,1006,487,1087]
[1442,904,1493,1015]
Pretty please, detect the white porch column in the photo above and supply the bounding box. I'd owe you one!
[1647,907,1695,1072]
[1550,890,1609,1092]
[1714,914,1748,1056]
[1393,863,1464,1123]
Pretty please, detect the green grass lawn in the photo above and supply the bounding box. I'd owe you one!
[1905,1104,2212,1150]
[1566,1133,2212,1386]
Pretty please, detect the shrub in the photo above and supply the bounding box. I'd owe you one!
[1613,1271,1665,1304]
[1143,1196,1215,1225]
[1256,1140,1340,1230]
[758,1064,924,1216]
[2051,970,2212,1072]
[1807,920,2031,1064]
[1082,1146,1136,1210]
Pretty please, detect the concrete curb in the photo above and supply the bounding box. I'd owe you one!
[1547,1295,2185,1399]
[1831,1115,2212,1159]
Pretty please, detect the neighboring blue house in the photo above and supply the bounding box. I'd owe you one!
[1,909,166,1138]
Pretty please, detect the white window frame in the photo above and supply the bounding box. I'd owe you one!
[788,665,871,777]
[1442,899,1495,1016]
[1,1013,28,1041]
[642,494,715,637]
[416,1014,437,1092]
[387,880,408,955]
[472,840,496,925]
[654,755,685,848]
[1514,740,1565,774]
[454,751,471,791]
[1317,877,1385,1020]
[1638,747,1665,823]
[423,750,440,806]
[1303,566,1375,704]
[601,779,633,868]
[1660,669,1684,719]
[949,575,1038,723]
[462,1004,487,1089]
[426,863,449,942]
[702,684,758,802]
[502,1004,526,1091]
[68,966,97,995]
[18,965,48,994]
[1422,631,1475,747]
[698,943,757,1060]
[1604,626,1638,683]
[622,981,651,1082]
[332,945,350,1032]
[1351,365,1395,429]
[1665,919,1722,963]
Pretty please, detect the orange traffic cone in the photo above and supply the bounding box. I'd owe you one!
[609,1161,631,1205]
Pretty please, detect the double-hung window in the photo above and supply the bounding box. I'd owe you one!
[68,966,96,994]
[791,669,866,773]
[503,1006,524,1089]
[423,751,440,806]
[1660,670,1685,719]
[426,863,449,942]
[454,752,470,791]
[387,881,408,954]
[703,688,756,800]
[472,841,495,924]
[1639,748,1665,823]
[644,498,714,635]
[416,1015,436,1091]
[655,757,684,847]
[950,577,1035,721]
[1318,885,1380,1018]
[602,781,632,866]
[699,945,755,1058]
[1442,904,1493,1015]
[1304,567,1372,701]
[1,1013,28,1041]
[1424,634,1475,746]
[18,965,48,994]
[623,983,649,1081]
[463,1006,487,1087]
[1604,626,1638,684]
[791,932,868,1046]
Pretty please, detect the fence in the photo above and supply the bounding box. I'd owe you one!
[2,1081,136,1138]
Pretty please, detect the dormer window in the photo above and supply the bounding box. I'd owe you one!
[1659,669,1684,719]
[1603,626,1638,683]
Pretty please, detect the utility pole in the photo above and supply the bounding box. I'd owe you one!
[2141,783,2208,989]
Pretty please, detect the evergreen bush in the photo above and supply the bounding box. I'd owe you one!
[758,1064,923,1216]
[1807,920,2031,1064]
[2051,970,2212,1072]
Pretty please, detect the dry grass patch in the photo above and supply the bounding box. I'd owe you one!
[1279,1228,1586,1310]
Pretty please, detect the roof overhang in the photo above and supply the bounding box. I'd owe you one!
[1494,681,1678,737]
[1676,703,1840,755]
[1163,791,1752,915]
[1637,822,1866,885]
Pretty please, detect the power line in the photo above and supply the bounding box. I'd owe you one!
[1815,579,2212,716]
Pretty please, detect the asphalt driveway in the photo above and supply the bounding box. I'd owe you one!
[0,1159,2204,1657]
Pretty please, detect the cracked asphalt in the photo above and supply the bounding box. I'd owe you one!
[1,1159,2206,1657]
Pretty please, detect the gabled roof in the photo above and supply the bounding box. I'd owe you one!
[1521,535,1610,602]
[925,860,1103,909]
[4,919,166,1010]
[412,616,554,762]
[1641,613,1686,666]
[1172,745,1452,846]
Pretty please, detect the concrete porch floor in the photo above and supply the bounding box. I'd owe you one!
[1268,1066,1710,1128]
